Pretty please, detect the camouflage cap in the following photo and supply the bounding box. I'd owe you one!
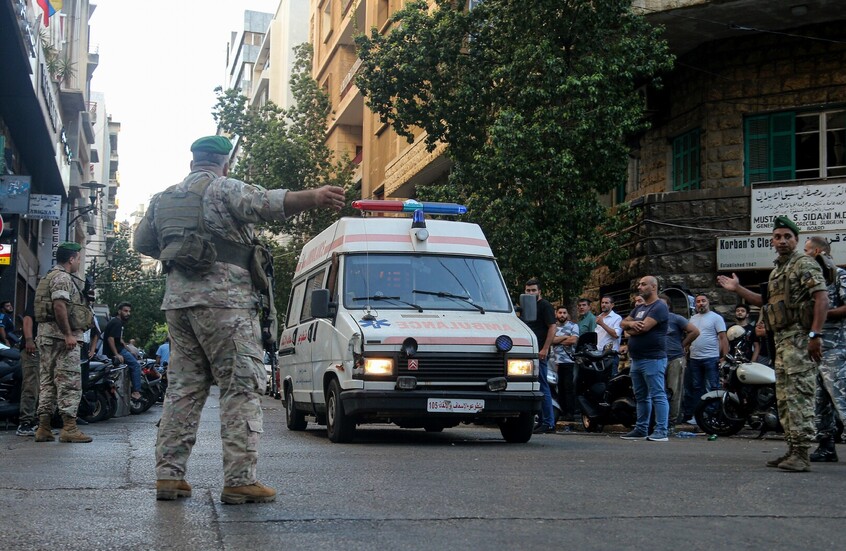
[773,215,799,237]
[58,241,82,252]
[190,135,233,155]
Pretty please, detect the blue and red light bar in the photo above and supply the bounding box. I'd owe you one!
[352,199,467,215]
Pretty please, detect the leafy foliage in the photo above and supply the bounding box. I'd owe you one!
[213,43,356,315]
[88,228,165,351]
[355,0,672,302]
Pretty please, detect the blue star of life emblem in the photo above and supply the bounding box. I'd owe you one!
[360,318,391,329]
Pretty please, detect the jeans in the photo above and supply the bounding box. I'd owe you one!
[682,356,720,420]
[630,357,669,436]
[120,349,142,392]
[538,358,554,428]
[557,362,575,418]
[608,355,620,377]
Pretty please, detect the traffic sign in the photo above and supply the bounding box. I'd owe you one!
[0,214,4,236]
[0,243,11,265]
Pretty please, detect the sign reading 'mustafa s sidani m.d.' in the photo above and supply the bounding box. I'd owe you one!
[751,182,846,233]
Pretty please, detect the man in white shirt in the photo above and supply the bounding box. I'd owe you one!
[681,294,728,423]
[596,295,622,375]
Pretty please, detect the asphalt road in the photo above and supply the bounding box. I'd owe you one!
[1,390,844,551]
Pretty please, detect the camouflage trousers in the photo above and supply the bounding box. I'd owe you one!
[814,329,846,439]
[35,336,82,418]
[19,348,41,425]
[665,355,686,423]
[774,332,817,447]
[156,307,267,487]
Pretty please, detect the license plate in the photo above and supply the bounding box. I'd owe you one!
[426,398,484,413]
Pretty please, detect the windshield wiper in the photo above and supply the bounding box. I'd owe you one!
[352,294,423,312]
[412,289,485,314]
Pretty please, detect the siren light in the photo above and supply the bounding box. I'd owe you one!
[352,199,467,215]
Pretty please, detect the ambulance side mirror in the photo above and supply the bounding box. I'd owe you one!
[311,289,331,319]
[519,294,536,323]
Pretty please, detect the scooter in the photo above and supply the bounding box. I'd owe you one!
[574,333,633,433]
[78,357,122,423]
[0,346,23,425]
[129,359,162,415]
[694,352,781,438]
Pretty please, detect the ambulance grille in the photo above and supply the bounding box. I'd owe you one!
[397,352,505,382]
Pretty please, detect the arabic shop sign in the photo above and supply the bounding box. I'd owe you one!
[717,230,846,271]
[751,182,846,233]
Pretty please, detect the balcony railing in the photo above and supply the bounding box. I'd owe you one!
[340,58,362,99]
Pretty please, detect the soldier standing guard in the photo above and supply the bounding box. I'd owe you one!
[718,216,828,472]
[33,241,95,444]
[134,136,345,504]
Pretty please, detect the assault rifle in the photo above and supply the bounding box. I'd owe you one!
[259,247,281,399]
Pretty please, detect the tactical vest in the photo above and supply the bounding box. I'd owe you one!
[762,251,815,332]
[150,172,255,276]
[34,267,94,331]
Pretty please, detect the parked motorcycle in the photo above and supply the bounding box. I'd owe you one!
[693,352,780,437]
[130,359,163,415]
[574,333,632,433]
[0,346,23,424]
[78,357,122,423]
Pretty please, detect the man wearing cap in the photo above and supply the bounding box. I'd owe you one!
[136,135,345,504]
[718,215,828,471]
[33,242,94,444]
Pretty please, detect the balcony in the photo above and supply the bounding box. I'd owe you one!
[340,58,362,100]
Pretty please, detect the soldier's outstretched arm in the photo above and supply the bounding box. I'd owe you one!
[283,186,346,217]
[717,273,763,307]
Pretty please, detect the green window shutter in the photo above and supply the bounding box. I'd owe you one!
[672,129,701,191]
[745,115,771,185]
[770,112,795,181]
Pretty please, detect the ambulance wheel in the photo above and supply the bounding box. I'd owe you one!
[285,385,307,431]
[499,412,534,443]
[326,379,355,443]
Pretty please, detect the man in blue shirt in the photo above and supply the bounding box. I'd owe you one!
[620,275,670,441]
[659,294,699,428]
[156,337,171,366]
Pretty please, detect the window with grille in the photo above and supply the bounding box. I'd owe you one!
[672,128,701,191]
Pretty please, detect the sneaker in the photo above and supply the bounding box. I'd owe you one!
[621,430,647,440]
[685,418,697,425]
[533,424,556,434]
[647,433,669,442]
[15,423,36,437]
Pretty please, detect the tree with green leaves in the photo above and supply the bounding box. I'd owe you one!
[88,228,166,352]
[213,43,355,315]
[355,0,673,302]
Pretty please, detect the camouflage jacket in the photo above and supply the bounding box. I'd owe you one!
[823,266,846,333]
[768,249,827,338]
[39,266,85,339]
[154,170,289,310]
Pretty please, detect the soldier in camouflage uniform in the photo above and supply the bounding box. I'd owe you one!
[803,236,846,462]
[718,216,828,472]
[135,136,345,504]
[33,242,94,444]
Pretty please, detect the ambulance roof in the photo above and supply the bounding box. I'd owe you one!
[294,217,494,277]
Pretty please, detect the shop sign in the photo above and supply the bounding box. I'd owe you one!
[751,182,846,233]
[717,230,846,271]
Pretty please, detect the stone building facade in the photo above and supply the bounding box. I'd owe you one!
[591,3,846,318]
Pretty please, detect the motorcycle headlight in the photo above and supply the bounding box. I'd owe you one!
[363,358,393,376]
[507,359,534,377]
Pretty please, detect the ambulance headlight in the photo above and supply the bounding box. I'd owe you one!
[363,358,394,376]
[507,359,534,377]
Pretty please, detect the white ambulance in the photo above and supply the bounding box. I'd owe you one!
[279,200,541,443]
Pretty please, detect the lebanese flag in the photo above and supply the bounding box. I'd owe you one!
[37,0,63,27]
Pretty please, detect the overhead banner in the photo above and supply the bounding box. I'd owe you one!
[751,182,846,233]
[28,194,62,220]
[717,231,846,271]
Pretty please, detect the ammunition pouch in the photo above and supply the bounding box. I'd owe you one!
[762,300,814,332]
[249,245,273,292]
[160,234,218,275]
[67,303,94,332]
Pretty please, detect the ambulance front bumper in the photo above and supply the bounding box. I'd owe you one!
[339,389,542,418]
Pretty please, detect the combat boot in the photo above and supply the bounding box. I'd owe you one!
[220,481,277,504]
[59,416,92,443]
[34,414,55,442]
[156,479,192,500]
[778,446,811,472]
[810,437,838,463]
[767,444,793,468]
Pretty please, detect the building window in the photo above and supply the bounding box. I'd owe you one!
[672,128,700,191]
[744,108,846,185]
[322,1,333,43]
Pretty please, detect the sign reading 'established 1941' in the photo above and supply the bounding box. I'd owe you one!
[751,182,846,233]
[716,231,846,271]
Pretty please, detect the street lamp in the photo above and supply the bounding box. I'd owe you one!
[67,181,106,233]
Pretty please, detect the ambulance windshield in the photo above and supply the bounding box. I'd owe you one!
[343,254,512,313]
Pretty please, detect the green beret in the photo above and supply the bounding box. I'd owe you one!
[58,241,82,252]
[190,135,233,155]
[773,215,799,237]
